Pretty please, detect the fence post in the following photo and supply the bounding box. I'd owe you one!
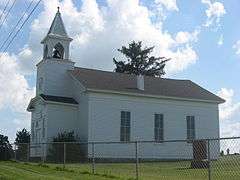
[63,143,66,168]
[135,141,139,180]
[27,143,30,162]
[42,143,45,164]
[92,142,95,174]
[207,140,211,180]
[14,144,17,161]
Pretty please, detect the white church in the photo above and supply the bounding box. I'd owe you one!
[27,9,225,159]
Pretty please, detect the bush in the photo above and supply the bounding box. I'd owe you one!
[47,131,86,163]
[15,128,30,161]
[0,134,13,161]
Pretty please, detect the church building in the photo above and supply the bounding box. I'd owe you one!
[27,8,225,159]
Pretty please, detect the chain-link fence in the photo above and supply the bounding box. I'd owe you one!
[1,137,240,180]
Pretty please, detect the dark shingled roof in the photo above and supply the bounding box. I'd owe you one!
[69,67,225,103]
[40,94,78,104]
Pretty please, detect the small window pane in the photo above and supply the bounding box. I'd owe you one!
[120,111,131,142]
[154,114,164,142]
[187,116,195,140]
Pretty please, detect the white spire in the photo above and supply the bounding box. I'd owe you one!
[47,7,69,38]
[41,7,72,60]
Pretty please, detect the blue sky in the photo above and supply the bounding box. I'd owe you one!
[0,0,239,142]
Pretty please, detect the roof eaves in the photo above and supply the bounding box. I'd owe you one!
[188,80,226,103]
[27,96,42,112]
[42,100,79,107]
[39,94,79,106]
[86,88,225,104]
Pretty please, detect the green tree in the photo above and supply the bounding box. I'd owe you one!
[113,41,170,77]
[15,128,30,144]
[0,134,13,160]
[15,128,30,161]
[52,131,77,142]
[47,131,86,163]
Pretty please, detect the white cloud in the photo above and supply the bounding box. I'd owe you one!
[154,0,178,11]
[166,45,198,73]
[221,122,240,138]
[202,0,226,27]
[0,52,34,140]
[220,121,240,153]
[0,53,35,112]
[217,88,240,152]
[217,88,240,120]
[233,40,240,56]
[175,30,199,44]
[15,0,199,76]
[217,34,223,46]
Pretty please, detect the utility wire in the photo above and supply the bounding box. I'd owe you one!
[0,0,11,23]
[0,0,34,51]
[0,0,17,32]
[2,0,42,53]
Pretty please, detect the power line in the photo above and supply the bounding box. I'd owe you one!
[0,0,11,23]
[0,0,34,51]
[2,0,42,53]
[0,0,17,32]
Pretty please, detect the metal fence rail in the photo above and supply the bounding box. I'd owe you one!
[1,137,240,180]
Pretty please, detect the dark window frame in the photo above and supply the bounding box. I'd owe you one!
[187,115,195,141]
[120,111,131,142]
[154,114,164,142]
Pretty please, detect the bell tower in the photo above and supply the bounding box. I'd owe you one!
[41,7,72,60]
[36,7,75,97]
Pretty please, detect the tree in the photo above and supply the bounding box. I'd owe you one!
[52,131,77,142]
[15,128,30,144]
[15,128,30,161]
[113,41,170,77]
[0,134,13,160]
[47,131,86,163]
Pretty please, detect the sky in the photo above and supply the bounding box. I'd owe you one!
[0,0,239,143]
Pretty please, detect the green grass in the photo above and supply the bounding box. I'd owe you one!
[0,156,240,180]
[65,156,240,180]
[0,161,117,180]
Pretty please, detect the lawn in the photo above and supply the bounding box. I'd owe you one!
[0,161,115,180]
[0,156,240,180]
[66,155,240,180]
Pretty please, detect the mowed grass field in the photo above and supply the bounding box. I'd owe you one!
[0,156,240,180]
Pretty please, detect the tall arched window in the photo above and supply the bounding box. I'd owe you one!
[52,42,64,59]
[44,45,48,58]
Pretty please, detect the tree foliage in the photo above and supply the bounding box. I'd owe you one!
[47,131,86,163]
[0,134,13,160]
[14,128,30,161]
[15,128,30,144]
[52,131,77,142]
[113,41,170,77]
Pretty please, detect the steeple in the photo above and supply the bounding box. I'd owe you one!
[41,7,72,60]
[47,7,69,38]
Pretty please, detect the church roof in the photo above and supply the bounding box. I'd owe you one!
[69,67,225,104]
[47,7,69,38]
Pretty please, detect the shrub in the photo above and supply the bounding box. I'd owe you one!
[47,131,86,163]
[0,134,13,161]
